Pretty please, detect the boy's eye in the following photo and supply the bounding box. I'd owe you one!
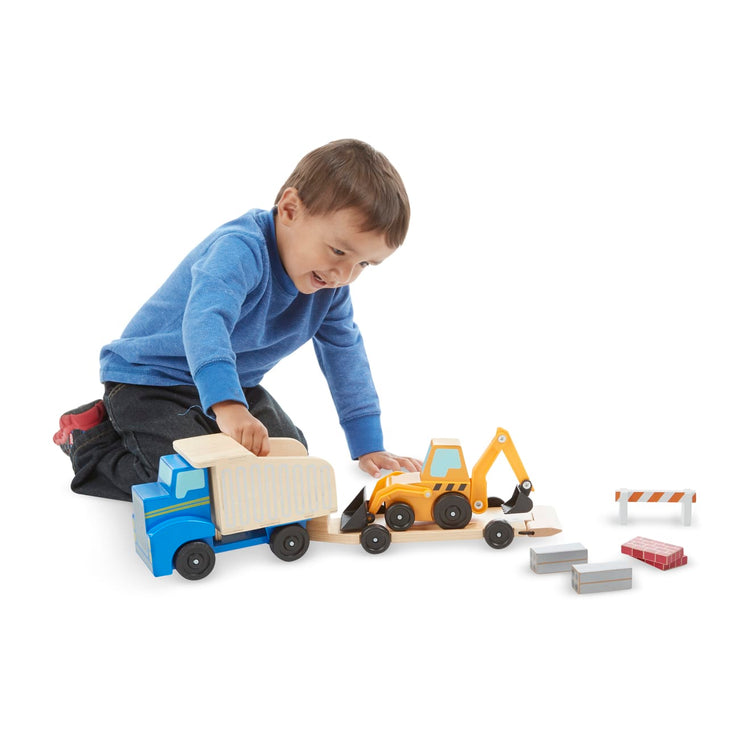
[330,247,370,269]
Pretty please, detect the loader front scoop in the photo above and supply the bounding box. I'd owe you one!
[340,487,370,532]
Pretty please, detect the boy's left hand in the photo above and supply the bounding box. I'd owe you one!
[358,451,422,478]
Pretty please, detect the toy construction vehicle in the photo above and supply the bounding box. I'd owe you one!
[340,427,534,552]
[132,433,337,579]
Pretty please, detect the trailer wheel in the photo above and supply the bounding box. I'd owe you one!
[483,520,514,549]
[174,541,216,580]
[360,524,391,554]
[433,493,472,529]
[385,502,415,531]
[270,524,310,562]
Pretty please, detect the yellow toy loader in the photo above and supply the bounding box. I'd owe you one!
[341,427,534,536]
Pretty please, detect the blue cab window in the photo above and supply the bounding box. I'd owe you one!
[158,462,173,488]
[429,448,462,478]
[175,469,207,499]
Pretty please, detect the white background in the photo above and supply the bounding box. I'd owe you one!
[2,1,748,748]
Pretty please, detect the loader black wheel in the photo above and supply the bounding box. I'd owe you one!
[270,524,310,562]
[483,520,514,549]
[360,524,391,554]
[385,502,415,531]
[433,493,472,529]
[174,541,216,580]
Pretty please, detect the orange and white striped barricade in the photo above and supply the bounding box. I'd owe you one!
[616,489,696,526]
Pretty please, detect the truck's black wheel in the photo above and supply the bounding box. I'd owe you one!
[483,519,514,549]
[270,524,310,562]
[433,493,472,529]
[385,502,415,531]
[174,541,216,580]
[360,524,391,554]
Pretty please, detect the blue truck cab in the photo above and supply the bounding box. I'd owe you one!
[132,453,218,578]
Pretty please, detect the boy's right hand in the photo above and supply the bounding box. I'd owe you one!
[212,401,270,456]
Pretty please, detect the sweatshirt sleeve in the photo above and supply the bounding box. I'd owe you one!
[313,288,384,459]
[183,233,263,412]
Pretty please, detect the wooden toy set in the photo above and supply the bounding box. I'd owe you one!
[129,426,694,590]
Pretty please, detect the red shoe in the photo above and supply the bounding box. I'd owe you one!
[53,400,107,451]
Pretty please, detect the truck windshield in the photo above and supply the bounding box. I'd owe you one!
[158,461,173,488]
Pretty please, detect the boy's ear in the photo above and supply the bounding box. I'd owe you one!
[277,187,302,225]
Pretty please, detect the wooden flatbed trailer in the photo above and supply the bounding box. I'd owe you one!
[308,505,561,553]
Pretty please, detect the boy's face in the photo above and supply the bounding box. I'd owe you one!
[275,189,396,294]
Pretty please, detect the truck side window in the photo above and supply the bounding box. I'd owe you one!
[429,448,462,478]
[175,469,207,500]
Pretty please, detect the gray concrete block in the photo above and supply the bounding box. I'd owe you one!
[530,543,588,573]
[571,561,632,594]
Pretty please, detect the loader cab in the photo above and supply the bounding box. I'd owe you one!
[421,439,470,483]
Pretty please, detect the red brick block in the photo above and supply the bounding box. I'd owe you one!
[621,537,687,571]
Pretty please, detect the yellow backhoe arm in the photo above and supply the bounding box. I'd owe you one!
[470,427,532,512]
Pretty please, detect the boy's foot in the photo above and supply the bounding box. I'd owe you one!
[53,400,107,455]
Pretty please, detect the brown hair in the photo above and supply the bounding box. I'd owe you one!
[275,139,410,248]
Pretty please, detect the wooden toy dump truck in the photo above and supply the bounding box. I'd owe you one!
[132,433,337,580]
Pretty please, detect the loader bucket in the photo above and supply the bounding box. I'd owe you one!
[340,487,370,532]
[501,481,534,514]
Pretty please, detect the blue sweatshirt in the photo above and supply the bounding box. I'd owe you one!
[100,208,383,458]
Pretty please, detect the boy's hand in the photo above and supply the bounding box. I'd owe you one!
[358,451,423,478]
[212,401,270,456]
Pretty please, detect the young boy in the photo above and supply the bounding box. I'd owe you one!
[54,139,421,501]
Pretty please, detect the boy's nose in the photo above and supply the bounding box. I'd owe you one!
[330,263,357,285]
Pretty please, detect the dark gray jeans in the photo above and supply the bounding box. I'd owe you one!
[70,382,306,501]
